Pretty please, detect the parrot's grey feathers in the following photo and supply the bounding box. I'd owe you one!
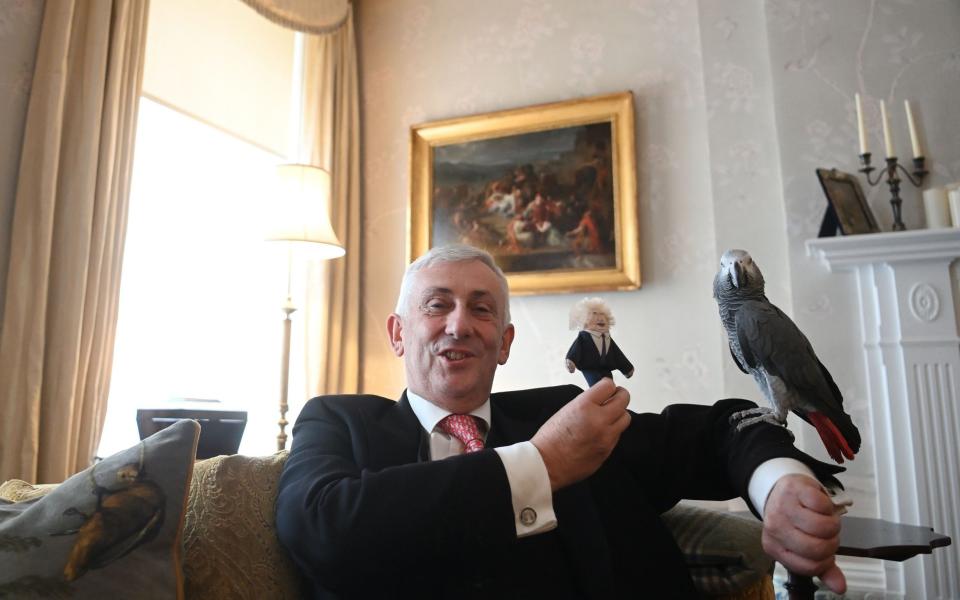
[734,302,837,406]
[714,248,861,463]
[729,346,749,374]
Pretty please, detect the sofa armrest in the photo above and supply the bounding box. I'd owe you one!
[182,451,301,600]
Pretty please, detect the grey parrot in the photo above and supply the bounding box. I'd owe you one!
[713,249,861,463]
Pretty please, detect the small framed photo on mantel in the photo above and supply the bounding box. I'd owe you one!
[816,168,881,236]
[409,92,640,296]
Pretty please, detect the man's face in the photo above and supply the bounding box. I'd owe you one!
[585,310,610,333]
[387,260,515,413]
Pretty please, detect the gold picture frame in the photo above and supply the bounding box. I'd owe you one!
[410,91,640,295]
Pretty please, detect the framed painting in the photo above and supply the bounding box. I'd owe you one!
[410,91,640,295]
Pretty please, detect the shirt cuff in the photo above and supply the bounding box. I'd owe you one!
[494,441,558,537]
[747,457,816,516]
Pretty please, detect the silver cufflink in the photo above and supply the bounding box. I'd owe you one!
[520,507,537,526]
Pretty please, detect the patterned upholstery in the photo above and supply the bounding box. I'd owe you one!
[2,452,773,599]
[663,503,774,597]
[181,452,300,600]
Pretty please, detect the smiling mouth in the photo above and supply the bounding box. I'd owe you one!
[440,350,471,361]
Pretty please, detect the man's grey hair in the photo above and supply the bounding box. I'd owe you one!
[569,297,615,330]
[395,244,512,325]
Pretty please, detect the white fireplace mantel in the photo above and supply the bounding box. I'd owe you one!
[807,229,960,599]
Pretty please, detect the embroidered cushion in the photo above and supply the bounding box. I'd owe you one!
[0,419,199,599]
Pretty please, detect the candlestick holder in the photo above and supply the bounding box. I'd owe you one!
[858,152,928,231]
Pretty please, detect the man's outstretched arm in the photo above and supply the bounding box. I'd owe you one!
[535,385,847,594]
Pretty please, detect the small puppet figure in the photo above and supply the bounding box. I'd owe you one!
[566,297,634,386]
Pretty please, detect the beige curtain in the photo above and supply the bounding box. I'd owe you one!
[299,7,361,396]
[239,0,349,34]
[0,0,149,483]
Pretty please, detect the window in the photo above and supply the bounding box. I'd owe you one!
[98,98,297,458]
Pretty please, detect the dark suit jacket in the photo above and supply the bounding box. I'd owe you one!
[566,331,633,385]
[276,385,842,599]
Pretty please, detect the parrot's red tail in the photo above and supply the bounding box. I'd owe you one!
[808,412,855,463]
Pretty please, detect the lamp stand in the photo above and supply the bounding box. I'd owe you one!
[277,296,296,451]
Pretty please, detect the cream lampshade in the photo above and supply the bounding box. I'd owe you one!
[267,163,344,450]
[267,163,345,256]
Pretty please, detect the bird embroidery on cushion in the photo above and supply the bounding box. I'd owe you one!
[56,444,166,582]
[713,249,861,463]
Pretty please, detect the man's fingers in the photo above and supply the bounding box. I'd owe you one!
[764,503,840,566]
[585,378,617,404]
[611,409,631,433]
[766,496,840,539]
[768,526,837,562]
[584,379,628,411]
[600,386,629,411]
[764,475,846,595]
[818,563,847,595]
[798,484,836,515]
[766,542,836,578]
[786,507,841,539]
[764,538,847,595]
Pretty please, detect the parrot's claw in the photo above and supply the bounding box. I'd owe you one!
[729,407,792,439]
[729,406,774,423]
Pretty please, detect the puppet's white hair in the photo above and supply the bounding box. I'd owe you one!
[569,297,615,330]
[395,244,511,325]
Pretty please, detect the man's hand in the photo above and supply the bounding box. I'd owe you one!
[565,359,576,373]
[531,378,630,492]
[762,474,846,595]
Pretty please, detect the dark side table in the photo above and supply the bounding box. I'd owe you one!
[136,408,247,459]
[784,516,952,599]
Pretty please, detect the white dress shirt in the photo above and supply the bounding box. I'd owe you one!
[406,390,819,539]
[586,330,610,355]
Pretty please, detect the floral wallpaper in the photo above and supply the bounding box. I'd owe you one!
[357,0,723,413]
[698,0,793,412]
[0,0,43,324]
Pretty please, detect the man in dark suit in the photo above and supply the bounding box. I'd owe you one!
[565,297,634,386]
[277,245,848,599]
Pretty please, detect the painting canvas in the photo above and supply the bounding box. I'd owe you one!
[410,92,640,295]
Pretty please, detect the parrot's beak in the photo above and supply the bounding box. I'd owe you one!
[732,261,745,288]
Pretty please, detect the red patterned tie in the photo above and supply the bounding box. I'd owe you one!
[438,414,485,453]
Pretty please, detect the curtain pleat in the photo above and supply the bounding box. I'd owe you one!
[299,8,361,397]
[0,0,149,483]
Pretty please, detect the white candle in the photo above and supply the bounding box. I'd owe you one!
[923,187,951,229]
[904,100,922,158]
[855,93,868,154]
[947,189,960,229]
[880,100,895,158]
